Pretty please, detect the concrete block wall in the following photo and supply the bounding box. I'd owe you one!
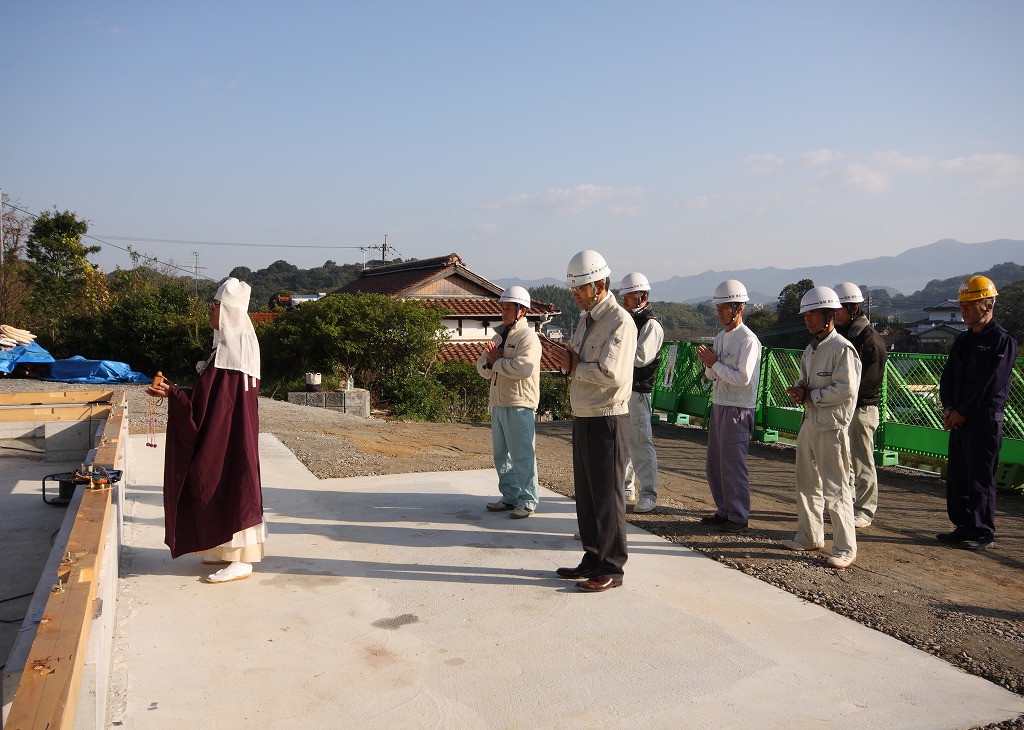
[286,389,370,418]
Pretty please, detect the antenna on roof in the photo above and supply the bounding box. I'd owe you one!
[365,234,392,266]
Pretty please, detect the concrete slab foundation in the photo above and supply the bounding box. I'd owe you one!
[106,433,1024,729]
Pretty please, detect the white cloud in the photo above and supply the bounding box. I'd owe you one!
[743,153,786,175]
[842,163,891,193]
[608,204,644,217]
[680,194,723,211]
[482,184,644,214]
[798,149,840,166]
[937,153,1024,190]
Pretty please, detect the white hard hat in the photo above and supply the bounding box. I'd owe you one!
[833,282,864,304]
[799,286,841,314]
[712,279,749,304]
[619,272,651,295]
[498,285,531,309]
[566,250,611,287]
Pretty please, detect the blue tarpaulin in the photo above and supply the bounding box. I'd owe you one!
[41,356,152,384]
[0,341,55,375]
[1,343,151,383]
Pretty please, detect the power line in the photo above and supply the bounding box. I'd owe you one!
[94,235,369,250]
[0,200,381,283]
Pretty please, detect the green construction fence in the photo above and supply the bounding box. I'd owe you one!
[652,342,1024,488]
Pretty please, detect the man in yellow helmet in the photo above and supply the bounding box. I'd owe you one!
[938,275,1018,551]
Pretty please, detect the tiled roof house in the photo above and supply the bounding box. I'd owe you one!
[332,253,564,370]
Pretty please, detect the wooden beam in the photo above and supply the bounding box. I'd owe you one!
[4,581,95,730]
[4,390,126,729]
[0,391,115,406]
[0,405,112,423]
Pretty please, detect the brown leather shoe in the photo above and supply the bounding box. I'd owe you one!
[577,575,624,592]
[556,565,595,580]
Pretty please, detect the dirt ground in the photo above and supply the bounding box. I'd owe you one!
[268,408,1024,724]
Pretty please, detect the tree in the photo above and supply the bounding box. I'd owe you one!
[743,304,778,335]
[91,267,209,378]
[776,279,816,322]
[997,279,1024,345]
[25,208,105,351]
[529,284,578,333]
[259,293,447,412]
[0,195,34,326]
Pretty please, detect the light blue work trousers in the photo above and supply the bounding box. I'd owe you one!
[491,406,540,510]
[623,391,659,501]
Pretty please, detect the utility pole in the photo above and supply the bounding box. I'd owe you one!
[365,234,391,266]
[192,251,200,296]
[0,188,5,267]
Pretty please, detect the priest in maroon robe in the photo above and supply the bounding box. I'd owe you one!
[147,277,266,583]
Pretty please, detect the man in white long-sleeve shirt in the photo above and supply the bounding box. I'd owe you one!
[696,280,762,531]
[619,272,664,514]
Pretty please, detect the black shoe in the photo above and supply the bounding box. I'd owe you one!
[700,513,728,525]
[720,520,748,532]
[936,531,967,544]
[556,565,596,580]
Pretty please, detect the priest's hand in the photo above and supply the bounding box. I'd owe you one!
[146,382,171,398]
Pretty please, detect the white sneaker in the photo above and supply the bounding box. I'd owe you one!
[633,497,656,513]
[780,539,825,552]
[206,562,253,583]
[854,516,872,528]
[624,487,637,501]
[826,553,857,569]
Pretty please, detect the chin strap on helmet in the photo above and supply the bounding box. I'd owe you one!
[814,310,835,337]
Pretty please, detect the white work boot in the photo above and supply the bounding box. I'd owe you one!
[826,553,857,569]
[633,497,656,513]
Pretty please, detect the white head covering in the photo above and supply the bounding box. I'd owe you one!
[212,278,261,387]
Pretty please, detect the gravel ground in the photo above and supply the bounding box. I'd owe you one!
[5,380,1023,729]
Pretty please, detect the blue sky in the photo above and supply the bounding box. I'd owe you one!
[3,1,1022,285]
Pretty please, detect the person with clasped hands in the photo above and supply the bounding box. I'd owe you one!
[782,286,862,570]
[696,279,762,533]
[477,285,542,520]
[548,250,637,593]
[937,275,1018,551]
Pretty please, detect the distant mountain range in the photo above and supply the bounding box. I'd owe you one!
[495,238,1023,304]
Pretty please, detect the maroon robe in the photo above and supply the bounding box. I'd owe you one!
[163,359,263,558]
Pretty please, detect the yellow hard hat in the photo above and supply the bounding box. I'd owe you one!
[957,275,998,302]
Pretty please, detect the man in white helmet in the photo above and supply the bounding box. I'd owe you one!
[619,272,664,514]
[549,250,637,592]
[696,280,762,531]
[783,286,862,569]
[833,282,887,529]
[477,285,542,519]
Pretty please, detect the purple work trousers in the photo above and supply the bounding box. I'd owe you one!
[706,404,755,524]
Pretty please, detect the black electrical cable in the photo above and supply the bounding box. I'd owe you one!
[3,199,383,280]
